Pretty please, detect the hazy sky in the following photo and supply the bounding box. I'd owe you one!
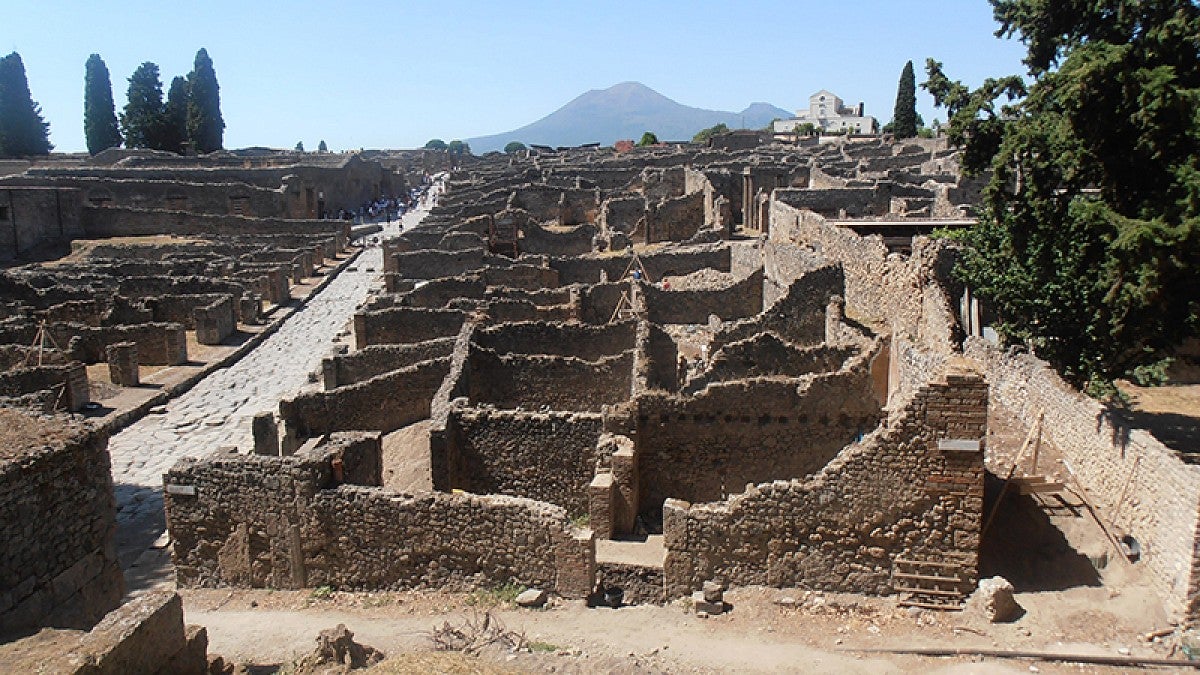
[3,1,1029,153]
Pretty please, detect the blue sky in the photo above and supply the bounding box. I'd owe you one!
[3,1,1028,153]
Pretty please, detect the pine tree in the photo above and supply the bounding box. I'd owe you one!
[0,52,53,157]
[120,62,166,149]
[294,141,304,152]
[83,54,121,154]
[186,48,224,153]
[317,139,328,153]
[161,76,189,154]
[891,60,918,139]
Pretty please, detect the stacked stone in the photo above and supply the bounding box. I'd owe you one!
[106,341,138,386]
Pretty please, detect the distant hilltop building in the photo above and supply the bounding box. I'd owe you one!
[773,90,877,135]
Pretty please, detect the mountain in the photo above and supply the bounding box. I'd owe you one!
[466,82,792,153]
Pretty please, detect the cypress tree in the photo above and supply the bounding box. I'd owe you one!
[83,54,121,154]
[317,139,328,153]
[120,62,166,149]
[891,60,918,139]
[186,48,224,153]
[0,52,53,157]
[161,76,189,154]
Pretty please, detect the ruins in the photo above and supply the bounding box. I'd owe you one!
[1,135,1198,668]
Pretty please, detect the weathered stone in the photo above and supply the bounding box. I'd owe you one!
[515,588,548,608]
[968,576,1021,623]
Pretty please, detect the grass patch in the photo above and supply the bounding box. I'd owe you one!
[308,584,334,601]
[465,582,524,607]
[570,513,590,529]
[528,640,561,653]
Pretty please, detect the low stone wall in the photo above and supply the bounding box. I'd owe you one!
[323,338,456,389]
[164,434,594,596]
[0,362,90,411]
[0,416,123,634]
[643,268,763,325]
[280,357,451,439]
[965,338,1200,619]
[466,348,633,412]
[400,277,486,308]
[60,321,188,366]
[521,222,595,256]
[472,320,635,359]
[643,192,706,244]
[389,248,486,279]
[446,409,605,516]
[662,370,986,599]
[82,205,348,250]
[194,294,237,345]
[550,246,731,286]
[353,307,467,349]
[713,264,843,349]
[686,335,855,392]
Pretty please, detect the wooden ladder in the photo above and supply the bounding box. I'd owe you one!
[892,557,972,611]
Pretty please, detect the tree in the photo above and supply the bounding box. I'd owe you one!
[120,62,166,150]
[424,138,447,150]
[317,139,328,153]
[503,141,526,154]
[638,131,658,146]
[924,0,1200,389]
[186,48,224,153]
[294,141,304,152]
[692,123,729,144]
[891,60,918,139]
[161,76,189,154]
[447,140,471,155]
[83,54,121,154]
[0,52,52,157]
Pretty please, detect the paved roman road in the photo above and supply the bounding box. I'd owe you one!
[109,182,442,576]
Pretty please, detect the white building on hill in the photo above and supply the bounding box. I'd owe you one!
[773,90,877,135]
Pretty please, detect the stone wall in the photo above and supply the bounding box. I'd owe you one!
[445,409,605,516]
[0,415,123,634]
[713,264,843,349]
[466,347,632,412]
[323,338,456,389]
[685,334,856,392]
[353,307,467,348]
[280,357,451,439]
[636,356,883,519]
[82,206,348,250]
[643,268,763,325]
[662,370,986,599]
[643,192,706,244]
[387,249,486,279]
[773,186,891,218]
[550,246,731,286]
[60,322,188,366]
[472,320,635,359]
[164,434,594,596]
[0,363,90,411]
[965,339,1200,619]
[0,187,84,259]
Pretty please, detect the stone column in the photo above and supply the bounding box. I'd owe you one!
[106,341,139,386]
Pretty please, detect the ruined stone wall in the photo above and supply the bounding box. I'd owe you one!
[643,192,705,244]
[280,357,450,439]
[768,201,961,352]
[24,321,188,366]
[643,268,763,325]
[82,206,348,249]
[641,321,679,393]
[306,487,592,595]
[353,307,467,348]
[466,348,632,412]
[0,187,84,259]
[662,371,986,598]
[0,420,123,633]
[194,294,237,345]
[482,264,559,290]
[400,277,486,308]
[0,363,89,411]
[550,246,731,286]
[686,335,856,392]
[520,222,595,256]
[637,362,883,519]
[773,186,890,218]
[965,339,1200,619]
[713,264,843,350]
[473,320,635,359]
[446,409,604,516]
[324,338,456,389]
[388,249,486,279]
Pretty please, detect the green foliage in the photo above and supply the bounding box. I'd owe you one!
[317,139,328,153]
[425,138,447,150]
[161,76,189,154]
[570,513,590,529]
[83,54,121,154]
[120,62,166,150]
[503,141,526,153]
[308,585,334,600]
[692,123,728,144]
[0,52,52,157]
[465,582,523,607]
[891,60,918,138]
[792,122,817,136]
[186,48,224,153]
[1130,357,1174,387]
[638,131,658,146]
[447,139,471,155]
[924,0,1200,387]
[528,641,561,653]
[294,141,304,152]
